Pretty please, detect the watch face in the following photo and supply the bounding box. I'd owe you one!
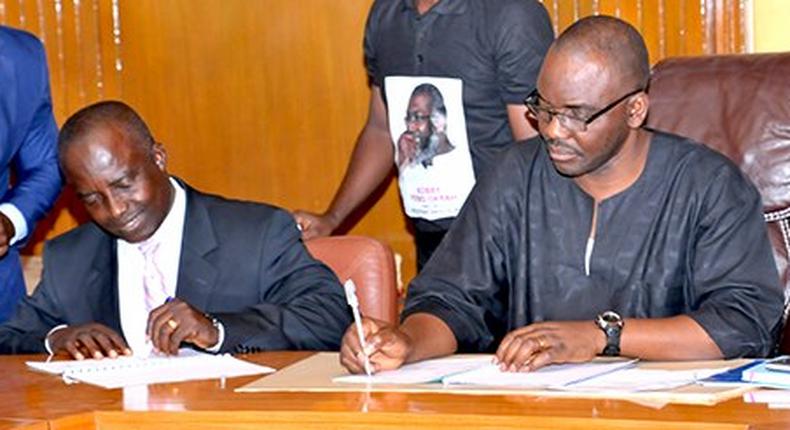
[600,311,623,327]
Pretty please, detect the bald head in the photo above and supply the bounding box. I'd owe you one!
[58,101,156,166]
[553,15,650,91]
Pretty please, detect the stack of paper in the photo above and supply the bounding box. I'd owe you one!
[742,360,790,388]
[27,349,275,389]
[334,354,639,389]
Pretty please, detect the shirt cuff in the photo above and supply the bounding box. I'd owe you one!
[0,203,28,245]
[204,320,225,353]
[44,324,68,355]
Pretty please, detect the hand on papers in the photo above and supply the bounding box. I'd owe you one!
[292,210,337,240]
[495,321,605,372]
[48,323,132,360]
[147,298,219,355]
[340,317,413,374]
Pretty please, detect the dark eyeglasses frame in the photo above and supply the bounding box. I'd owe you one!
[524,87,644,132]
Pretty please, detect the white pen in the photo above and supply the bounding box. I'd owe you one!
[343,279,373,376]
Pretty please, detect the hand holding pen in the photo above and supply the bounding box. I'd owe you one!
[339,280,414,374]
[343,280,373,375]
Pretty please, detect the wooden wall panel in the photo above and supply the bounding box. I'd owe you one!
[6,0,747,284]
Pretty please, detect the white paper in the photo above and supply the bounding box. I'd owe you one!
[26,348,274,389]
[558,368,722,392]
[442,360,637,388]
[744,390,790,404]
[333,356,492,384]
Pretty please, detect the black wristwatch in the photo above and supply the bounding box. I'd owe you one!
[595,311,624,356]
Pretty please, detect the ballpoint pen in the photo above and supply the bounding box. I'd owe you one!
[343,279,373,376]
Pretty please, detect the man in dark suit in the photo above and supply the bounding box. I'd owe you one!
[0,26,63,322]
[0,101,351,358]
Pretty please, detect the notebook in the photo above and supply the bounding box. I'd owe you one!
[27,348,275,389]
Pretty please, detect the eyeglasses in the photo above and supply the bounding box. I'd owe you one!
[524,87,643,133]
[405,112,431,124]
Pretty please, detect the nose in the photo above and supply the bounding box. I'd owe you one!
[105,193,127,220]
[540,114,571,141]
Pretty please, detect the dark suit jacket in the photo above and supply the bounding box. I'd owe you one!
[0,183,351,353]
[0,27,62,322]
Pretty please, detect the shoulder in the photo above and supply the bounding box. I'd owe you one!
[188,188,297,232]
[44,222,108,265]
[475,0,551,27]
[651,130,761,201]
[653,130,747,179]
[0,26,46,58]
[366,0,398,28]
[475,138,544,191]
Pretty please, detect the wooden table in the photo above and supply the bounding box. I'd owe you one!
[2,352,790,429]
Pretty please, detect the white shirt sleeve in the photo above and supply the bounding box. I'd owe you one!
[204,321,225,353]
[0,203,28,245]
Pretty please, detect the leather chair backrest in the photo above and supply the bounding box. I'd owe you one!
[646,53,790,352]
[305,235,399,324]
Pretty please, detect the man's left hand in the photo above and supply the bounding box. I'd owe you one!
[495,321,605,372]
[147,298,219,355]
[0,212,16,257]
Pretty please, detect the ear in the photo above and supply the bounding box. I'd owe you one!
[152,142,168,171]
[626,92,649,129]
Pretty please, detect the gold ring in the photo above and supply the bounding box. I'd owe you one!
[536,336,548,350]
[167,319,178,330]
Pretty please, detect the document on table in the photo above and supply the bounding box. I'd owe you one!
[441,359,637,388]
[555,367,724,392]
[333,355,493,384]
[333,354,637,388]
[27,348,274,389]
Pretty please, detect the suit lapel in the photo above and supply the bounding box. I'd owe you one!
[82,233,122,335]
[175,184,219,312]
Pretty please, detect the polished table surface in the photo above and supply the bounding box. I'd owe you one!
[2,352,790,430]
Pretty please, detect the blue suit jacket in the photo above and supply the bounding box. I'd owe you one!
[0,27,62,322]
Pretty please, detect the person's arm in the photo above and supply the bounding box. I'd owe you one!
[495,161,784,371]
[213,209,352,352]
[507,104,538,141]
[494,316,721,372]
[493,1,553,142]
[294,85,393,238]
[0,36,62,252]
[0,243,70,353]
[339,313,457,374]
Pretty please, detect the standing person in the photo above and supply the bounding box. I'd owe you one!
[0,26,63,322]
[295,0,554,270]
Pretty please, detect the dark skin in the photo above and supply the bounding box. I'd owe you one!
[49,122,219,359]
[0,213,15,257]
[340,36,723,375]
[294,0,537,238]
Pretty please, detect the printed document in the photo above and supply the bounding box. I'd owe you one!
[27,348,274,389]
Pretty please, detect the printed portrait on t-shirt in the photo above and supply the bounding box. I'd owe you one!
[385,76,475,221]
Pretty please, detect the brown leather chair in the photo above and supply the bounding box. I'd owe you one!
[305,235,399,324]
[646,53,790,352]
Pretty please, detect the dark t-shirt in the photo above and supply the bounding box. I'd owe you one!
[403,131,784,358]
[364,0,553,231]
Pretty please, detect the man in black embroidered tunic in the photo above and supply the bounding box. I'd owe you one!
[339,16,783,373]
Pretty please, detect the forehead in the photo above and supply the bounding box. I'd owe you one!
[408,93,431,110]
[62,124,148,184]
[537,47,615,106]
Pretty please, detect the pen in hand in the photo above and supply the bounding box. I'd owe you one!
[343,279,373,376]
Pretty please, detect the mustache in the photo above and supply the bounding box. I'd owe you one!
[543,138,582,155]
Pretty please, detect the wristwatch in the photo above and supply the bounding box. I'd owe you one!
[595,311,624,356]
